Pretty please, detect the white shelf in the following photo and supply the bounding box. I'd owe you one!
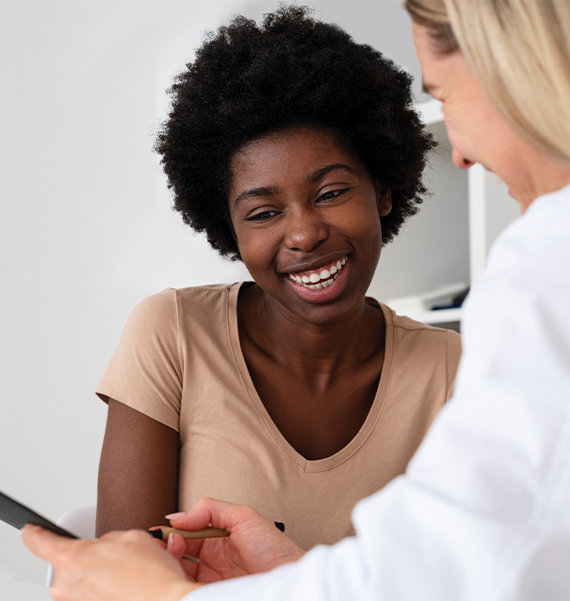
[412,307,463,325]
[416,98,443,125]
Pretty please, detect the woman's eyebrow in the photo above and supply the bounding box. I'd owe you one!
[233,185,279,207]
[306,163,358,183]
[233,164,357,206]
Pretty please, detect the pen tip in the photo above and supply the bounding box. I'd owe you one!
[147,529,163,540]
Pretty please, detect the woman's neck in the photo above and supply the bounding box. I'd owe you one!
[515,155,570,214]
[239,284,385,383]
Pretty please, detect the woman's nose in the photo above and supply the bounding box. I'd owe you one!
[451,147,475,169]
[284,208,328,252]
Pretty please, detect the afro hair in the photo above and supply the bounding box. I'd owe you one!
[155,5,434,260]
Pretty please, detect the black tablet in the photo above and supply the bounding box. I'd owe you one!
[0,490,78,539]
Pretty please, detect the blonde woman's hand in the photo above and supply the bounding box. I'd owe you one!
[22,524,200,601]
[166,498,305,583]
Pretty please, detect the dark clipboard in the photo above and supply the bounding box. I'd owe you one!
[0,490,78,539]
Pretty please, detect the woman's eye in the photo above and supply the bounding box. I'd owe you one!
[246,210,279,222]
[317,188,348,202]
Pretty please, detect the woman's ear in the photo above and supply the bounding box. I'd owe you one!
[377,189,392,217]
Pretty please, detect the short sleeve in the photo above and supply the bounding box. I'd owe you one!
[445,329,462,401]
[96,289,183,431]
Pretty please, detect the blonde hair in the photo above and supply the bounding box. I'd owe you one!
[405,0,570,163]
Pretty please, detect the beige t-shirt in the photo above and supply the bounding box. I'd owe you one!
[97,283,461,550]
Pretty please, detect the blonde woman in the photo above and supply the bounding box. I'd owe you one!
[23,2,570,599]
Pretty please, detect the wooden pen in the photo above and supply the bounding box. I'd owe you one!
[148,526,229,541]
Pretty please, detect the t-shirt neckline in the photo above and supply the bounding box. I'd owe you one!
[227,281,394,472]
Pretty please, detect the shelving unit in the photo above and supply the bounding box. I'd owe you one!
[410,307,463,326]
[416,97,443,126]
[368,99,520,331]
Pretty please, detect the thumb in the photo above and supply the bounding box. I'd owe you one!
[168,497,248,533]
[166,497,230,531]
[22,524,76,563]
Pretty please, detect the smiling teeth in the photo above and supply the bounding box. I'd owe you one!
[288,257,347,289]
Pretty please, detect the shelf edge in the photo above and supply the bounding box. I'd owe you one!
[415,98,443,125]
[397,307,462,325]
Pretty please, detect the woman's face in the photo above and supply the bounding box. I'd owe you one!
[228,125,391,324]
[412,22,548,212]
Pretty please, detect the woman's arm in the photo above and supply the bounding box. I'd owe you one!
[96,398,179,536]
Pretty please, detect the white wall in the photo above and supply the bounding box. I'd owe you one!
[0,0,427,584]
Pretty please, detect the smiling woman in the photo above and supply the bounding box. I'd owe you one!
[228,126,390,322]
[94,5,462,550]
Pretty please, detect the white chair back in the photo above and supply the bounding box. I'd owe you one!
[46,505,96,586]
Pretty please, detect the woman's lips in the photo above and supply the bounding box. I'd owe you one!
[287,256,347,290]
[285,256,350,303]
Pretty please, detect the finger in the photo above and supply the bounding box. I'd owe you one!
[166,533,186,560]
[180,556,200,580]
[167,497,240,531]
[181,537,205,560]
[22,524,75,562]
[164,533,201,580]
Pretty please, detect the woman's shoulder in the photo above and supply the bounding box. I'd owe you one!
[379,301,462,356]
[124,282,243,332]
[174,282,242,304]
[134,282,242,313]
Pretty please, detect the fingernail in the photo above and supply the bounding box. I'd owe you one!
[165,512,186,520]
[167,533,175,552]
